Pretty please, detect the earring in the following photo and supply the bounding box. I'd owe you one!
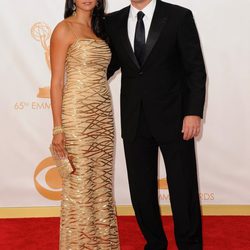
[72,1,76,16]
[96,0,99,7]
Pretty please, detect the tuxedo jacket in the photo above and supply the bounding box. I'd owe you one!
[106,0,206,142]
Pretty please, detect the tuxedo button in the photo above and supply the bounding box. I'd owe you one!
[139,71,143,75]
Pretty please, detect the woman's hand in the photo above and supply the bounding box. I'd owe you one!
[52,133,67,158]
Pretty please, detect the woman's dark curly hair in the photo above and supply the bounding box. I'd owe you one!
[64,0,107,41]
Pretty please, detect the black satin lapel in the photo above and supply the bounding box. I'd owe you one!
[120,7,140,69]
[142,2,167,66]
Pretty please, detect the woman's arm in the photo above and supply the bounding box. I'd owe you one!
[50,22,70,157]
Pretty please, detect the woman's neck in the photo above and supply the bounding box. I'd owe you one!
[74,9,92,27]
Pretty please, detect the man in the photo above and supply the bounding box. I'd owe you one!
[106,0,206,249]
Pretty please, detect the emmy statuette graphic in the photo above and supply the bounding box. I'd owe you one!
[31,22,51,98]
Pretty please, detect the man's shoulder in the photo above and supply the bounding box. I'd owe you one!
[106,6,130,21]
[160,1,192,17]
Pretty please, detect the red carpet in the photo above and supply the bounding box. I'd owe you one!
[0,216,249,249]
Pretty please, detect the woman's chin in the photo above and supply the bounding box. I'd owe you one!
[79,3,96,11]
[79,7,95,12]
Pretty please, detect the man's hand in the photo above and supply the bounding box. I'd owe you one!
[182,115,201,141]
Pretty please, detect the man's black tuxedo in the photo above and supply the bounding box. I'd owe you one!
[106,0,206,142]
[106,1,206,250]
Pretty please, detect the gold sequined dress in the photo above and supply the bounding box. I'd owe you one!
[60,34,120,249]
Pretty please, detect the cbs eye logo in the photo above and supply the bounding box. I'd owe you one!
[34,157,62,200]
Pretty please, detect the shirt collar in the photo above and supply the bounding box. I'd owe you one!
[129,0,156,20]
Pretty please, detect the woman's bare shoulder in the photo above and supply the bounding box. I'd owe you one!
[51,20,71,41]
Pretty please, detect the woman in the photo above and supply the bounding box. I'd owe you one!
[50,0,120,249]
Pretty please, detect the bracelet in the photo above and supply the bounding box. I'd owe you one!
[53,126,64,135]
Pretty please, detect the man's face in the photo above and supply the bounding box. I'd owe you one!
[131,0,151,4]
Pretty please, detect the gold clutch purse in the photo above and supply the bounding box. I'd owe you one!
[49,144,74,178]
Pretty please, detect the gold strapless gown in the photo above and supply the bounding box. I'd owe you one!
[60,38,120,250]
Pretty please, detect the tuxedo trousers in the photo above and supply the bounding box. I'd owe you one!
[123,104,203,250]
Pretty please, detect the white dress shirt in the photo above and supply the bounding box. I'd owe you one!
[128,0,157,51]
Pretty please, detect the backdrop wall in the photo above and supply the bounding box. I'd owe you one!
[1,0,250,217]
